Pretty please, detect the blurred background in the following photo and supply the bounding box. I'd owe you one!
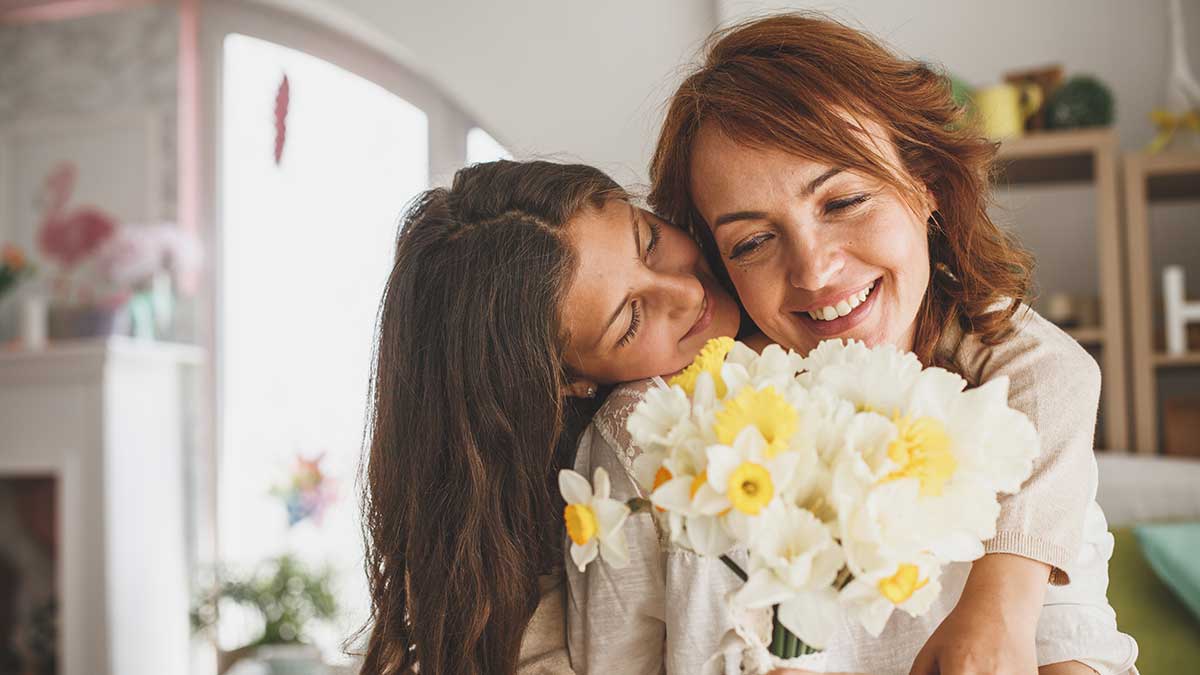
[0,1,1198,674]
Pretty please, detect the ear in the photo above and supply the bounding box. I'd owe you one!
[564,379,599,399]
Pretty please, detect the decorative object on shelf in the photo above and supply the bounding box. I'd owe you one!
[1044,76,1114,130]
[1040,291,1100,331]
[0,244,37,302]
[1164,398,1200,457]
[19,295,48,350]
[271,453,337,528]
[1044,291,1078,327]
[974,80,1043,139]
[275,73,290,165]
[1149,0,1200,153]
[191,554,337,675]
[36,163,118,272]
[1004,64,1064,131]
[1163,265,1200,356]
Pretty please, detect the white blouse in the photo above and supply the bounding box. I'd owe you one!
[565,306,1138,675]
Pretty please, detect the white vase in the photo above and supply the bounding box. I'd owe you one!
[19,294,47,349]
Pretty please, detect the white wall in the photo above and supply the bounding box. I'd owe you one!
[258,0,719,187]
[718,0,1200,151]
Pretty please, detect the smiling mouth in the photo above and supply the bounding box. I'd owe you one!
[805,279,878,322]
[794,277,882,335]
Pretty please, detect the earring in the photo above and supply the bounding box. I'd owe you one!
[586,386,596,399]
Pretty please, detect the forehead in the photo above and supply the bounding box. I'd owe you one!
[560,199,637,343]
[688,116,905,200]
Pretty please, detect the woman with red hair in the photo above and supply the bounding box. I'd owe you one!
[566,12,1137,675]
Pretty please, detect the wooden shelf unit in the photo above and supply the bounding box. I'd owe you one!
[993,128,1129,452]
[1125,149,1200,453]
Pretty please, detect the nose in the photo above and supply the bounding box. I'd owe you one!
[650,268,705,320]
[784,223,844,290]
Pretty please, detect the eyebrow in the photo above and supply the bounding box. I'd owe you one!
[592,206,641,349]
[711,167,844,229]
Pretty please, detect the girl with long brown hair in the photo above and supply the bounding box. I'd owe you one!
[566,11,1136,675]
[358,159,742,674]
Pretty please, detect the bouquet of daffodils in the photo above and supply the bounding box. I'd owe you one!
[560,337,1038,667]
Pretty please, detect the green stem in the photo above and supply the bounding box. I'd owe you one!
[718,554,748,582]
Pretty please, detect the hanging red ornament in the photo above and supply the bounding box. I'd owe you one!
[274,73,290,165]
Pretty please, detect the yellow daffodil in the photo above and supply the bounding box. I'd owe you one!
[713,386,798,458]
[883,414,956,497]
[669,336,735,398]
[877,563,929,604]
[727,462,774,515]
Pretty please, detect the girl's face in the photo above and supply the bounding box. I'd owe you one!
[688,124,934,356]
[560,200,741,388]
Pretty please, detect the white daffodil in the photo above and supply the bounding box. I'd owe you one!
[650,443,736,556]
[705,426,804,546]
[626,384,695,454]
[723,342,806,394]
[733,504,845,648]
[559,468,631,572]
[799,339,925,416]
[839,554,943,637]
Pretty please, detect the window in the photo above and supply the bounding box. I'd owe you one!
[204,3,503,661]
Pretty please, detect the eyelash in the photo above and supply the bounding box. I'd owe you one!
[615,220,662,348]
[617,301,641,347]
[727,193,872,260]
[646,219,662,256]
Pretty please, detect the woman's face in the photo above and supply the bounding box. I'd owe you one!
[688,124,933,356]
[560,200,741,387]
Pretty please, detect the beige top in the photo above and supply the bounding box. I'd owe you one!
[518,574,577,674]
[565,305,1138,675]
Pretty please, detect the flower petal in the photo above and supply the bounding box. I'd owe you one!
[592,467,612,500]
[559,469,593,506]
[570,539,598,572]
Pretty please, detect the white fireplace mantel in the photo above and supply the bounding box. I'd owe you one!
[0,336,204,675]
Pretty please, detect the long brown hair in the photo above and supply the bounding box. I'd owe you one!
[648,12,1034,366]
[359,160,623,674]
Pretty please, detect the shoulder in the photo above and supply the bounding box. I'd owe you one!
[576,379,657,501]
[950,304,1101,396]
[591,379,657,455]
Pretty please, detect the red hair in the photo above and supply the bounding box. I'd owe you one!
[649,12,1034,366]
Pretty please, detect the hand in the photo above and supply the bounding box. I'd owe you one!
[909,553,1049,675]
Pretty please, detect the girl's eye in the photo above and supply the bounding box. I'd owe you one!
[729,233,774,260]
[825,193,871,214]
[617,300,641,348]
[645,220,662,257]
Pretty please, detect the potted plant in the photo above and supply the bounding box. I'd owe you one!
[192,554,339,675]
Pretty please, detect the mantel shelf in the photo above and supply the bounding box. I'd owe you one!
[1153,351,1200,368]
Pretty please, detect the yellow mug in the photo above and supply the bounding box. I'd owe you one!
[973,82,1043,139]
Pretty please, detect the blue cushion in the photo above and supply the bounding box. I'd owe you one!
[1134,521,1200,622]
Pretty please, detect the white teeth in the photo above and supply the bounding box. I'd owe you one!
[807,280,877,322]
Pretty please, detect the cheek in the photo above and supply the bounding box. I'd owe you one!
[727,265,782,319]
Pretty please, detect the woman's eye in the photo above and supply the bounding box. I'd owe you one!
[616,301,641,348]
[826,193,871,214]
[645,219,662,257]
[729,233,773,260]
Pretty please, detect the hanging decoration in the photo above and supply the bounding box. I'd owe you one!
[271,451,337,527]
[274,73,290,165]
